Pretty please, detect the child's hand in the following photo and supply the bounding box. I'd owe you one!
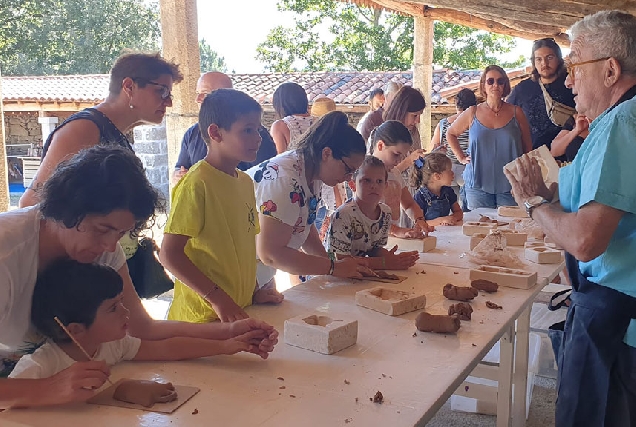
[39,361,111,405]
[439,216,457,226]
[391,226,424,239]
[113,380,177,408]
[227,318,279,357]
[229,329,280,359]
[414,219,435,234]
[212,295,249,323]
[385,246,419,269]
[333,257,368,278]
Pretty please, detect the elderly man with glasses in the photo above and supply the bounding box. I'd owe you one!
[505,10,636,427]
[507,37,576,153]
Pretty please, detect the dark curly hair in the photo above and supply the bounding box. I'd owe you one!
[455,88,478,112]
[39,145,164,236]
[32,260,123,343]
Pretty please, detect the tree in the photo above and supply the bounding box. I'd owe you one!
[199,39,228,73]
[257,0,525,72]
[0,0,161,76]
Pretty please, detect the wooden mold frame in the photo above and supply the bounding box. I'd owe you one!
[469,265,538,290]
[355,287,427,316]
[386,235,437,253]
[462,221,498,236]
[524,245,563,264]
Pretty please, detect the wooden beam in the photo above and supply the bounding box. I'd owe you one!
[423,7,570,46]
[1,101,98,112]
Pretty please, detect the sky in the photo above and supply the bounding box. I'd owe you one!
[197,0,535,74]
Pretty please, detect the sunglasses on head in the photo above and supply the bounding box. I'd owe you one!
[486,77,506,86]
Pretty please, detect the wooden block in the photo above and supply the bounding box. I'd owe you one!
[355,287,427,316]
[499,230,528,246]
[525,246,563,264]
[284,314,358,355]
[462,222,498,236]
[497,206,528,218]
[386,235,437,253]
[525,241,556,249]
[469,233,487,250]
[469,265,538,290]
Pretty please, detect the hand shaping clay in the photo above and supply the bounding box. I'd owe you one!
[415,312,461,334]
[470,279,499,293]
[443,283,478,301]
[113,380,178,408]
[448,302,473,320]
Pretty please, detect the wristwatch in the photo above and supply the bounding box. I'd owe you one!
[524,196,550,219]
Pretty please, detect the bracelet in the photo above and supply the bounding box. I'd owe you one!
[202,285,219,301]
[381,257,386,269]
[328,258,335,275]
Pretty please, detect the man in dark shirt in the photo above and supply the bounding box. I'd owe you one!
[172,72,276,183]
[507,38,575,150]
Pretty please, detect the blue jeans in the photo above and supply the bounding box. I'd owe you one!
[464,187,516,210]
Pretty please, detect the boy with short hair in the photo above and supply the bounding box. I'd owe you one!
[160,89,283,324]
[9,260,275,380]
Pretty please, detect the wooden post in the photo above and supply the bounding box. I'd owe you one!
[159,0,200,193]
[0,68,9,212]
[413,16,435,150]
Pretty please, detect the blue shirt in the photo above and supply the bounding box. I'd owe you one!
[174,123,277,172]
[558,94,636,346]
[414,186,457,220]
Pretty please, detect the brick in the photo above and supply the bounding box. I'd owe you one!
[355,287,426,316]
[469,265,538,290]
[386,235,436,253]
[284,314,358,355]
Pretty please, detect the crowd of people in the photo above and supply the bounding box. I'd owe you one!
[0,9,635,426]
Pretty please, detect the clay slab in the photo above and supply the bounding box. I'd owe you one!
[284,314,358,355]
[469,265,538,290]
[386,235,437,253]
[525,246,562,264]
[497,205,529,218]
[355,287,427,316]
[462,222,498,236]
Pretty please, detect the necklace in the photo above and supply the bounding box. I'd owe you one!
[485,101,502,116]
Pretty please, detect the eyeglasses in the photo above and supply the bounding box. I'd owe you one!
[565,57,611,79]
[340,158,355,176]
[486,77,506,86]
[133,78,173,101]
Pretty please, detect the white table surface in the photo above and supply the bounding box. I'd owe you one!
[1,210,561,427]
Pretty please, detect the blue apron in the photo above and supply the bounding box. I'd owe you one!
[556,252,636,427]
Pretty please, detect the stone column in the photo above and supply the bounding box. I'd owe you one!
[159,0,200,197]
[413,16,435,150]
[38,116,59,143]
[133,121,169,201]
[0,68,9,212]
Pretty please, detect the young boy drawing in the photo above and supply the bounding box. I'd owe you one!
[9,260,277,380]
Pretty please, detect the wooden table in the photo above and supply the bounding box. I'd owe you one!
[1,210,561,427]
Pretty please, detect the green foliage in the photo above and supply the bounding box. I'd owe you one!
[199,38,228,73]
[0,0,161,76]
[257,0,525,72]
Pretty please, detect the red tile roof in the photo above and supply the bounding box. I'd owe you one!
[1,69,529,105]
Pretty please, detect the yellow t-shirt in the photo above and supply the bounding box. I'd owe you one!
[166,161,259,323]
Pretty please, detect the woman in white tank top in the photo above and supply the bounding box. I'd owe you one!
[270,82,314,153]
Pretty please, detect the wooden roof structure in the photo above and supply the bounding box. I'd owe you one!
[340,0,636,46]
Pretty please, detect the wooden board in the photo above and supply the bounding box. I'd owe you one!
[87,379,200,414]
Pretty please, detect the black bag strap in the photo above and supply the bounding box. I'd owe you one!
[548,289,571,311]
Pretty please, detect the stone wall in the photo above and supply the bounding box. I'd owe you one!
[133,121,169,201]
[3,112,41,145]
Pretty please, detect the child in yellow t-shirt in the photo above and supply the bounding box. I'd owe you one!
[161,89,283,323]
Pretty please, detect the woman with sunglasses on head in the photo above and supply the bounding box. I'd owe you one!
[19,52,183,296]
[247,111,369,293]
[446,65,532,210]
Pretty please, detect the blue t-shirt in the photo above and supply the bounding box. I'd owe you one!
[414,186,457,220]
[174,123,277,172]
[558,94,636,346]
